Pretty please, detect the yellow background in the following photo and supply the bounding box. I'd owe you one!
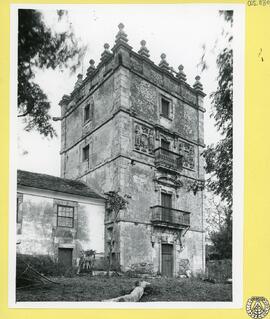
[0,0,269,318]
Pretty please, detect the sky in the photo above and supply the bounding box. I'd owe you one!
[17,4,230,176]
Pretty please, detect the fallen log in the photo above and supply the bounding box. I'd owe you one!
[103,281,150,302]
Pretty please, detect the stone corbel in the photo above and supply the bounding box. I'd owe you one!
[155,128,160,141]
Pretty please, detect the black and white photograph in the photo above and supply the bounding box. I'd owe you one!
[10,4,244,307]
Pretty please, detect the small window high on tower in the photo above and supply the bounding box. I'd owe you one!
[84,104,90,122]
[161,97,171,118]
[82,145,89,161]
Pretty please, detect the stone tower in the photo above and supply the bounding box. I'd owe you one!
[59,23,206,276]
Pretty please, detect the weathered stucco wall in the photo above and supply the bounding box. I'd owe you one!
[16,188,105,263]
[17,194,55,256]
[117,160,204,273]
[63,116,121,180]
[181,230,205,273]
[77,203,105,253]
[119,222,153,271]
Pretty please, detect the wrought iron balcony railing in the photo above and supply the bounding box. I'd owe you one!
[151,205,190,227]
[154,147,182,172]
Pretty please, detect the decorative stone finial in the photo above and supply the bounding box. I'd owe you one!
[100,43,112,62]
[59,94,70,107]
[74,73,83,90]
[86,59,96,77]
[176,65,187,82]
[159,53,170,71]
[193,75,203,91]
[138,40,150,58]
[115,22,128,44]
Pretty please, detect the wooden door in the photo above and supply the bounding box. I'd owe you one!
[161,193,172,222]
[58,248,73,268]
[162,244,173,277]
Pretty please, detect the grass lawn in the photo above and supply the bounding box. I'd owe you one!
[16,275,232,302]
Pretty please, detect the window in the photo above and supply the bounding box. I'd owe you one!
[161,139,170,150]
[161,192,172,222]
[161,192,172,208]
[82,144,89,161]
[57,205,74,228]
[161,97,170,118]
[84,104,90,122]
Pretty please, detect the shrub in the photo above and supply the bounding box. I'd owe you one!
[206,259,232,282]
[16,253,80,287]
[16,253,62,287]
[17,254,62,275]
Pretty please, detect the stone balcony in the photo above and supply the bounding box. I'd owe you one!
[151,206,190,228]
[154,147,183,173]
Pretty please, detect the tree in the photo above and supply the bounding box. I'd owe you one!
[18,9,86,137]
[201,11,233,259]
[105,191,128,275]
[210,211,232,259]
[204,192,226,236]
[203,11,233,208]
[204,192,232,260]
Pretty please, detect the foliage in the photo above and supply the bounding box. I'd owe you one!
[204,192,232,260]
[220,10,233,25]
[16,254,63,287]
[203,47,232,206]
[200,11,233,209]
[204,192,227,236]
[105,191,129,214]
[206,259,232,282]
[200,11,233,260]
[18,9,86,137]
[210,212,232,259]
[187,180,205,195]
[17,254,61,276]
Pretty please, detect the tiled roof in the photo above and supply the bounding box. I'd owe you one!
[17,170,104,200]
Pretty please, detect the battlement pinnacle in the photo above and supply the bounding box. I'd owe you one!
[193,75,204,92]
[115,23,128,44]
[59,94,70,107]
[159,53,170,71]
[176,65,187,82]
[86,59,96,77]
[100,43,112,63]
[74,73,83,90]
[138,40,150,58]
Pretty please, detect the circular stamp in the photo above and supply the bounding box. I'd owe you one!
[246,297,270,319]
